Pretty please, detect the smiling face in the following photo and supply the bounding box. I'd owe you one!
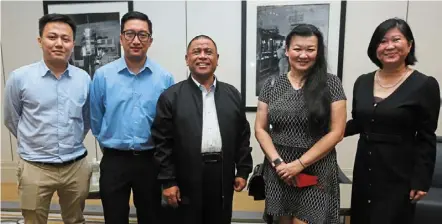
[38,21,74,64]
[285,35,318,73]
[376,27,412,67]
[185,37,219,78]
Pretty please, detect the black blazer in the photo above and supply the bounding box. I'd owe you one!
[151,76,253,224]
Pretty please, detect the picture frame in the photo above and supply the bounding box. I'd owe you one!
[43,1,134,79]
[240,0,347,111]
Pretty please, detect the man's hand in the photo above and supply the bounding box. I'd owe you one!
[410,189,427,203]
[234,177,247,192]
[163,186,181,207]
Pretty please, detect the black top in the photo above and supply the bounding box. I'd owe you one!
[345,70,440,224]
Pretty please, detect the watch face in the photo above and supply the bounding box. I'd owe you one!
[273,158,282,166]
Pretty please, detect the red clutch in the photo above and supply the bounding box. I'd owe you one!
[293,173,318,188]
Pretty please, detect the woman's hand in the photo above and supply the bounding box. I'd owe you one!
[276,160,305,185]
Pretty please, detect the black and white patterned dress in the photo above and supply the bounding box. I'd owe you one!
[258,74,346,224]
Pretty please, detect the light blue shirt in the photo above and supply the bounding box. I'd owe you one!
[90,57,174,151]
[3,60,91,163]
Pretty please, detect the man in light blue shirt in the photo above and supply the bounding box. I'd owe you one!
[3,14,91,224]
[89,11,174,224]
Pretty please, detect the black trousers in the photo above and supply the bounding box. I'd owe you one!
[99,148,161,224]
[202,161,225,224]
[159,160,228,224]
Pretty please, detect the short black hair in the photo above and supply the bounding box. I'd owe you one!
[186,35,218,52]
[39,13,76,39]
[121,11,152,35]
[367,17,417,68]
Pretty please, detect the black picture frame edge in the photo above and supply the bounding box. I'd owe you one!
[241,0,248,111]
[43,1,134,15]
[241,0,348,112]
[337,0,347,81]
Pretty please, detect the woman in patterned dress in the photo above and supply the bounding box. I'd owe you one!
[255,24,347,224]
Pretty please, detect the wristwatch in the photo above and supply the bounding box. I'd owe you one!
[272,158,283,167]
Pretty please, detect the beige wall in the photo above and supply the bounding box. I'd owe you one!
[2,0,442,182]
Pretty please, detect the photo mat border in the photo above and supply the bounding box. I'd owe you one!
[240,0,347,112]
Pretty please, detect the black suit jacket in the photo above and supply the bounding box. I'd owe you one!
[151,76,253,223]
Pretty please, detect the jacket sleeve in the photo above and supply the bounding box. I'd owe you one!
[411,76,440,191]
[234,90,253,180]
[344,75,362,137]
[151,92,177,188]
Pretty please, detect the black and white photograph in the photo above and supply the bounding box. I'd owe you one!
[43,0,133,78]
[255,4,329,96]
[241,1,346,111]
[69,13,121,78]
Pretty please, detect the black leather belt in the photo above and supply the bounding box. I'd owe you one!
[30,151,87,167]
[202,152,222,163]
[103,147,154,156]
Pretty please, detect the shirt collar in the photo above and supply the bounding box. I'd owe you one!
[39,60,72,77]
[191,74,217,92]
[116,57,152,74]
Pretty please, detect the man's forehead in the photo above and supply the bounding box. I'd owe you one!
[43,22,73,35]
[190,41,215,49]
[123,19,149,31]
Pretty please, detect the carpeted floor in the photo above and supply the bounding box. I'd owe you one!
[1,183,351,223]
[1,182,267,223]
[0,211,264,224]
[0,211,137,224]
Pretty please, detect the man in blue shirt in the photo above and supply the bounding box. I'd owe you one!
[3,14,91,224]
[90,11,174,224]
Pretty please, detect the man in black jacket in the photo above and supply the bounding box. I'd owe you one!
[151,35,253,224]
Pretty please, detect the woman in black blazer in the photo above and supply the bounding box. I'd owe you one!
[345,18,440,224]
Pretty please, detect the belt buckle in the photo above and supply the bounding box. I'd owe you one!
[133,150,141,156]
[202,152,221,163]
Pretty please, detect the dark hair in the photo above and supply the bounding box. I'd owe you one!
[285,24,330,133]
[39,13,76,39]
[121,11,153,35]
[367,18,417,68]
[187,35,218,52]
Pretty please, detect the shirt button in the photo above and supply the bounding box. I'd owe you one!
[374,103,377,107]
[371,119,374,122]
[368,200,371,203]
[368,151,372,155]
[369,168,371,171]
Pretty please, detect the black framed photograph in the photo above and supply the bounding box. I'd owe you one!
[241,0,347,111]
[43,1,133,78]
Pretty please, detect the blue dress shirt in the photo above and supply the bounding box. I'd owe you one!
[90,57,174,151]
[3,60,91,163]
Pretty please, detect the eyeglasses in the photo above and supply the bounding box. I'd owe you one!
[122,30,151,42]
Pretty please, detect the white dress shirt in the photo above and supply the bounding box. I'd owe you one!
[191,76,222,153]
